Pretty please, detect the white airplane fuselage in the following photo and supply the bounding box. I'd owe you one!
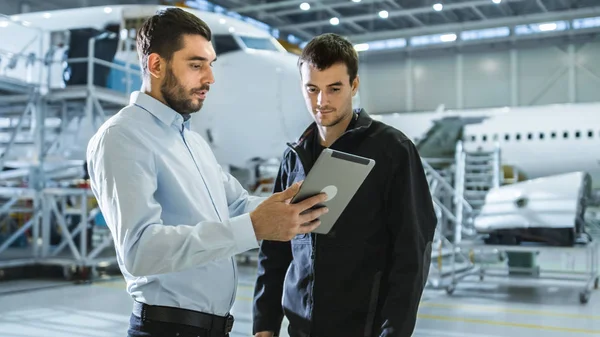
[375,102,600,187]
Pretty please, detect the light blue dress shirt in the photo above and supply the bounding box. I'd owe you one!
[86,91,264,316]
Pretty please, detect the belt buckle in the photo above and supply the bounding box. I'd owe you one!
[224,314,234,333]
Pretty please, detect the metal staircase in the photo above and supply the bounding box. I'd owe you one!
[456,141,501,216]
[423,140,502,288]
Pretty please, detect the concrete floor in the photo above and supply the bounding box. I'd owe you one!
[0,260,599,337]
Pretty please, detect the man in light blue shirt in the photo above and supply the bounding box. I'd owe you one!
[86,8,327,337]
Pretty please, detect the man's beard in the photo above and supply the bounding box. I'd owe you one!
[160,66,209,115]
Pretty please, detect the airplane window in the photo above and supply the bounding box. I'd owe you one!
[238,36,279,51]
[563,131,569,138]
[527,133,533,140]
[575,131,581,138]
[551,132,556,139]
[589,130,594,138]
[539,132,545,140]
[482,135,487,142]
[493,134,498,141]
[470,135,476,142]
[516,133,521,141]
[213,34,241,54]
[505,134,510,141]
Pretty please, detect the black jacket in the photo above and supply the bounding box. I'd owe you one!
[252,109,437,337]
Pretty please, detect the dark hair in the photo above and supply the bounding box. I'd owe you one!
[298,33,359,83]
[137,7,212,77]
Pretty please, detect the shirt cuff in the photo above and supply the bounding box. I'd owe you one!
[230,212,259,252]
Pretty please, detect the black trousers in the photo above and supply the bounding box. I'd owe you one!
[127,313,229,337]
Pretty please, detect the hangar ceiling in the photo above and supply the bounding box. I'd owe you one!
[202,0,600,44]
[2,0,600,50]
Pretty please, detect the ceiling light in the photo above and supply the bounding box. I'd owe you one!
[492,0,502,3]
[229,26,235,33]
[219,18,226,24]
[300,2,310,10]
[43,13,51,18]
[104,7,112,14]
[433,3,443,11]
[0,21,8,28]
[354,43,369,51]
[330,17,339,25]
[539,22,557,31]
[440,33,457,42]
[352,0,362,2]
[378,10,389,19]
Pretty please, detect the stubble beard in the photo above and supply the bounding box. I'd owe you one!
[161,66,206,115]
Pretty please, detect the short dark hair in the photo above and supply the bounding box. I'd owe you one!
[298,33,359,83]
[137,7,212,77]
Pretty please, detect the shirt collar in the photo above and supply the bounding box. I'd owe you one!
[130,91,192,130]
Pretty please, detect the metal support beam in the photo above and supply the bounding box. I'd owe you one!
[537,0,548,12]
[568,44,576,103]
[405,56,413,111]
[456,53,464,109]
[471,6,487,20]
[511,48,518,106]
[383,0,419,27]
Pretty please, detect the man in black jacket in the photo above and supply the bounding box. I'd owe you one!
[252,33,437,337]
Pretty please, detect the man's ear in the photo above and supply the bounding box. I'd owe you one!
[351,75,360,96]
[147,53,164,79]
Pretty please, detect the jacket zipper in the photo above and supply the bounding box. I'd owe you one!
[286,142,317,334]
[310,232,317,332]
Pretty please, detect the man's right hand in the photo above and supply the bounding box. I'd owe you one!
[250,181,328,241]
[254,332,274,337]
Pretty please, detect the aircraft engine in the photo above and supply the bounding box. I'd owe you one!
[474,171,592,246]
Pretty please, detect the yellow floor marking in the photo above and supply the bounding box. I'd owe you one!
[419,302,600,320]
[417,314,600,334]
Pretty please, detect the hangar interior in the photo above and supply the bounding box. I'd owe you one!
[1,0,600,336]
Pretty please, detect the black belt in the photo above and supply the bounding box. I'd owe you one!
[132,301,234,334]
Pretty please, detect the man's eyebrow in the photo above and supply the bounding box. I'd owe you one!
[187,56,217,62]
[306,81,343,87]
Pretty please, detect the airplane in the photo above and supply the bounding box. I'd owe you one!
[0,4,313,187]
[372,102,600,185]
[372,102,600,246]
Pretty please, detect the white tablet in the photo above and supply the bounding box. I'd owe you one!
[290,148,375,235]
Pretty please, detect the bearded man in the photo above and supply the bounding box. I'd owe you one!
[86,7,327,337]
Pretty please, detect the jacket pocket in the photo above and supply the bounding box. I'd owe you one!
[363,270,382,337]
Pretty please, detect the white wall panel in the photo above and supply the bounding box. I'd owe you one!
[413,55,456,112]
[358,39,600,114]
[463,51,511,109]
[358,55,406,114]
[517,46,569,106]
[576,42,600,103]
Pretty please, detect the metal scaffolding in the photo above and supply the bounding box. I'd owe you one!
[0,18,135,280]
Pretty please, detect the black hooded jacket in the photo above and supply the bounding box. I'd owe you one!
[252,109,437,337]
